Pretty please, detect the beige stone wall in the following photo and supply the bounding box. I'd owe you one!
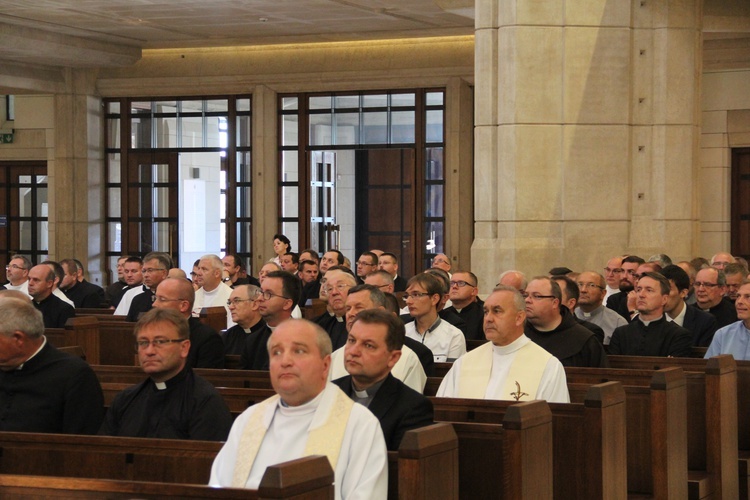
[473,0,702,293]
[700,69,750,257]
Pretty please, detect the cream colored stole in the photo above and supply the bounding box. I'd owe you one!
[457,340,551,400]
[231,386,354,487]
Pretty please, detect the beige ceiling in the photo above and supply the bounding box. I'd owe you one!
[0,0,748,73]
[0,0,474,69]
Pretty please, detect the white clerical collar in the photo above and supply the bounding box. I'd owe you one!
[278,390,324,414]
[491,334,528,356]
[155,382,167,390]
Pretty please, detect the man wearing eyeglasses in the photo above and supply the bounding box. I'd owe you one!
[404,273,466,362]
[0,295,103,434]
[240,270,300,370]
[355,252,379,285]
[152,278,224,368]
[312,269,357,351]
[602,256,624,303]
[574,271,628,346]
[431,253,452,276]
[100,308,232,440]
[2,254,32,298]
[223,285,266,355]
[443,271,484,341]
[693,267,738,329]
[606,255,646,321]
[437,286,570,403]
[119,253,172,322]
[524,277,608,367]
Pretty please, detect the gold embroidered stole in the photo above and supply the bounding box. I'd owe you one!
[457,339,551,400]
[231,386,354,487]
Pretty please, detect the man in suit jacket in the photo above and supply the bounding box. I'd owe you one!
[662,265,719,347]
[332,309,433,451]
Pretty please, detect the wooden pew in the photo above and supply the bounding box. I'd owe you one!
[0,425,457,500]
[608,354,744,500]
[93,365,273,390]
[44,316,102,364]
[199,305,228,332]
[566,367,688,498]
[567,357,738,500]
[0,455,333,499]
[431,383,624,499]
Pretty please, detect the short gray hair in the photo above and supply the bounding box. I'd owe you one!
[0,297,44,339]
[200,254,224,272]
[491,285,526,312]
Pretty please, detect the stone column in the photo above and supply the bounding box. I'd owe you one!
[51,68,106,284]
[472,0,702,293]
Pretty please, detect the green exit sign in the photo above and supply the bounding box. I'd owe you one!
[0,134,13,144]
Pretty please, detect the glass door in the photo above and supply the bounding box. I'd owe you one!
[310,151,338,252]
[126,152,178,263]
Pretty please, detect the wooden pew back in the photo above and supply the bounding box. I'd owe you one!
[431,382,624,499]
[0,455,333,499]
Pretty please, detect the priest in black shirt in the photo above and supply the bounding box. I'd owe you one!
[609,272,693,357]
[0,294,103,434]
[223,284,266,355]
[100,308,232,441]
[28,264,75,328]
[151,277,225,369]
[443,270,484,340]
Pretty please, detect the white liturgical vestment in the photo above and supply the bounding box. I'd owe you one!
[209,383,387,500]
[437,335,570,403]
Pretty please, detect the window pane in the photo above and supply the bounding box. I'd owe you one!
[107,101,120,113]
[425,185,443,217]
[220,192,227,220]
[131,117,152,148]
[391,111,415,143]
[236,152,252,183]
[282,150,299,182]
[18,186,31,217]
[309,96,332,110]
[282,97,298,111]
[154,101,177,113]
[155,116,178,148]
[426,148,444,180]
[205,116,223,148]
[334,113,359,145]
[131,102,152,114]
[425,221,444,255]
[236,222,251,254]
[181,116,203,147]
[237,98,251,112]
[309,114,332,146]
[236,187,251,215]
[391,93,415,107]
[151,188,171,217]
[282,114,298,146]
[426,110,443,143]
[151,221,171,252]
[236,115,251,147]
[281,186,299,218]
[107,119,120,148]
[205,99,228,112]
[181,100,203,112]
[426,92,444,106]
[36,187,47,216]
[109,222,122,252]
[363,94,387,108]
[38,221,48,252]
[108,153,121,183]
[335,95,359,109]
[282,223,299,254]
[108,188,121,217]
[363,112,387,144]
